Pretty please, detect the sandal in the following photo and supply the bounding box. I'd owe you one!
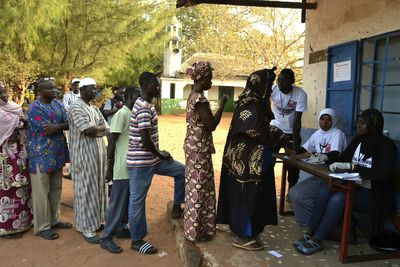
[0,233,23,239]
[232,239,264,251]
[295,239,324,255]
[83,235,101,244]
[293,234,310,247]
[52,221,73,229]
[131,240,158,254]
[100,238,123,253]
[38,229,59,240]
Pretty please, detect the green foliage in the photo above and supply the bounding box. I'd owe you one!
[0,0,176,103]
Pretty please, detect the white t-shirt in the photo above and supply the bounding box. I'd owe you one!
[270,84,307,134]
[303,128,347,154]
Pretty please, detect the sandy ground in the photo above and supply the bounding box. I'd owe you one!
[2,113,264,267]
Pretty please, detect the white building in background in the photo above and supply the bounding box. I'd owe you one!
[160,19,248,114]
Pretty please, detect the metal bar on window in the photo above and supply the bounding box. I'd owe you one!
[380,37,389,112]
[382,111,400,115]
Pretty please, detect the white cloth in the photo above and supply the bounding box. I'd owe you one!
[270,84,307,134]
[302,108,347,154]
[0,100,22,146]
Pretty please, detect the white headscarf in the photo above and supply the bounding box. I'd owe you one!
[0,99,22,146]
[303,108,347,153]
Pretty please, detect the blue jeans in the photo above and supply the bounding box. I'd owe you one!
[308,183,372,240]
[102,180,129,239]
[128,159,185,241]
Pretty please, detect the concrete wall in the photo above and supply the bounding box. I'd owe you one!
[303,0,400,128]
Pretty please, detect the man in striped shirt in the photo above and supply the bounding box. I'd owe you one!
[127,72,184,255]
[62,78,80,111]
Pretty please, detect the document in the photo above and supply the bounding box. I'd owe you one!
[329,172,361,181]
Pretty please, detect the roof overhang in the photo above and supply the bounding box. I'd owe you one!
[176,0,317,23]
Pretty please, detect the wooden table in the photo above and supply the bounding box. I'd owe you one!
[274,153,400,263]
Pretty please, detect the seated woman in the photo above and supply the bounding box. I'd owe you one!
[294,108,397,255]
[288,108,347,225]
[217,67,288,251]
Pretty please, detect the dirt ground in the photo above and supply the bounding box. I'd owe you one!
[3,113,276,267]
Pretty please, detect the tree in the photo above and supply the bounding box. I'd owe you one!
[177,5,305,82]
[0,0,67,103]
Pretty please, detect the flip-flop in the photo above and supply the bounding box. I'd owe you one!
[295,239,324,255]
[131,240,158,254]
[232,239,264,251]
[38,229,59,240]
[52,221,73,229]
[293,234,310,246]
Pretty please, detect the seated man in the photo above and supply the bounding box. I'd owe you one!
[288,108,347,225]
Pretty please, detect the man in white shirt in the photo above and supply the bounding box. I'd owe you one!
[270,69,307,188]
[63,78,80,111]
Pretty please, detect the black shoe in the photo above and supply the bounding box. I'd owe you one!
[369,231,400,252]
[100,238,123,253]
[171,204,183,219]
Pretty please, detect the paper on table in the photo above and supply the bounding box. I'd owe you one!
[329,172,362,181]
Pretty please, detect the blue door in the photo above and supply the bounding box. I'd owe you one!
[326,41,359,136]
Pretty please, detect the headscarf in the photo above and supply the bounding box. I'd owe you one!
[303,108,347,153]
[0,83,23,146]
[357,108,384,160]
[236,67,277,121]
[186,61,213,82]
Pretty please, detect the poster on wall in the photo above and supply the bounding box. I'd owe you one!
[333,60,351,82]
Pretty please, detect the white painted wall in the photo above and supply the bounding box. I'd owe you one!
[160,77,246,100]
[303,0,400,128]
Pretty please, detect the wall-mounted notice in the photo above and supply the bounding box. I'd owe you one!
[333,60,351,82]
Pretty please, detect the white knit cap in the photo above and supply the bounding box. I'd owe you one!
[79,78,96,88]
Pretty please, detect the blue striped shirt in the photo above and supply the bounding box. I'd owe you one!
[127,97,160,167]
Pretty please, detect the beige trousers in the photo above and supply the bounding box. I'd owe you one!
[30,167,63,234]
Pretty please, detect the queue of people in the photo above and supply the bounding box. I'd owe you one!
[0,64,397,260]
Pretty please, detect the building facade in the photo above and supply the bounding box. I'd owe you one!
[303,0,400,141]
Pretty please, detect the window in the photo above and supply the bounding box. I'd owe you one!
[170,83,175,99]
[359,31,400,141]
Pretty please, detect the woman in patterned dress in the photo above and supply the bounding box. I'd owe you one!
[217,68,288,251]
[0,82,33,239]
[183,61,227,242]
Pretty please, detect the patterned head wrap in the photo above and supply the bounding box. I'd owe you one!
[186,61,213,82]
[244,67,277,98]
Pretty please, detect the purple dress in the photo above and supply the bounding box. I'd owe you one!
[0,133,33,235]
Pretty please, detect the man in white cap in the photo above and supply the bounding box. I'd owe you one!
[68,78,109,244]
[63,78,80,111]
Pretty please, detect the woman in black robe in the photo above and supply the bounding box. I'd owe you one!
[217,67,287,251]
